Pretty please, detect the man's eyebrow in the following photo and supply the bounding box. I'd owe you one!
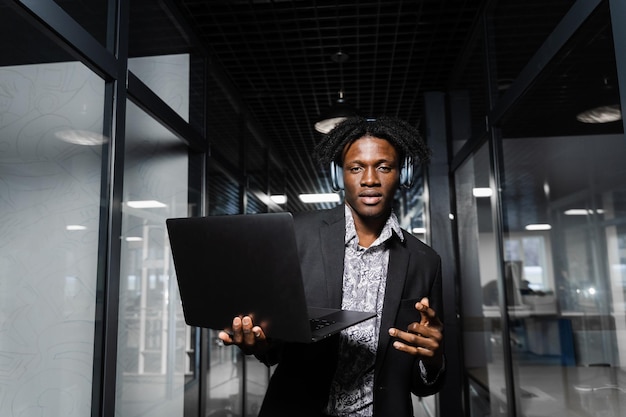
[344,158,396,165]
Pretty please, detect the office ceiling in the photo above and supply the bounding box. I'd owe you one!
[177,0,486,213]
[6,0,621,222]
[168,0,622,215]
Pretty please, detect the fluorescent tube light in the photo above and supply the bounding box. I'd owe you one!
[525,224,552,231]
[472,188,493,197]
[126,200,167,209]
[564,209,605,216]
[270,194,287,204]
[66,225,87,231]
[299,193,341,203]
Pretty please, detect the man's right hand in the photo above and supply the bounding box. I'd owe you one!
[218,315,269,356]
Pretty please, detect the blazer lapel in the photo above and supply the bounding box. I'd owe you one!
[375,237,410,380]
[319,207,346,308]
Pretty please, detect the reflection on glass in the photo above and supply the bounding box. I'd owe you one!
[128,1,204,129]
[115,101,189,417]
[495,5,626,415]
[499,133,626,417]
[128,54,190,122]
[0,59,105,415]
[456,144,507,416]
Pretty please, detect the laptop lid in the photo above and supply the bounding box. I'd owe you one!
[166,213,374,343]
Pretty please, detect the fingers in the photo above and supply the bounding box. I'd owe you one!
[220,316,267,352]
[218,330,233,344]
[230,316,254,344]
[388,297,443,357]
[389,326,442,357]
[415,297,442,327]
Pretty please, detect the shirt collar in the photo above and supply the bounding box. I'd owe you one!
[344,204,404,248]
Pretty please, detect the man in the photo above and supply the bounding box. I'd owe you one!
[219,116,445,416]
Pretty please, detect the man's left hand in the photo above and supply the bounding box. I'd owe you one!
[388,297,443,364]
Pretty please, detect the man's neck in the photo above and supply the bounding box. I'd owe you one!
[347,206,390,248]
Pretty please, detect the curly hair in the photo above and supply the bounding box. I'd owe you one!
[313,116,431,167]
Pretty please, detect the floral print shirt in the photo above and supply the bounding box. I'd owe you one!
[325,205,403,417]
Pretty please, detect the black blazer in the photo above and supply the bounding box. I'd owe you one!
[258,206,445,417]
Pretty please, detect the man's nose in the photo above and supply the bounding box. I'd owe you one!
[361,167,380,185]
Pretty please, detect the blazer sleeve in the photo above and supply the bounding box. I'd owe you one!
[410,250,446,396]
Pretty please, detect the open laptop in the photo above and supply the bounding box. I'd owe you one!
[166,213,375,343]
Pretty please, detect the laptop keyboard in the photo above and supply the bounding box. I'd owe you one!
[310,318,337,331]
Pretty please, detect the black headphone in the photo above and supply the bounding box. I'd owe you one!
[330,156,414,192]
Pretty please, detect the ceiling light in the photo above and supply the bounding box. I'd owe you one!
[412,227,426,234]
[299,193,341,203]
[55,129,109,145]
[314,90,359,133]
[472,188,493,197]
[66,225,87,231]
[270,194,287,204]
[314,51,359,133]
[564,209,605,215]
[525,224,552,231]
[576,104,622,124]
[126,200,167,208]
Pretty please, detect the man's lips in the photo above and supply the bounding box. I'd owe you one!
[358,192,383,204]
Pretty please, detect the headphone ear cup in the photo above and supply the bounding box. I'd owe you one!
[400,156,414,188]
[330,161,344,191]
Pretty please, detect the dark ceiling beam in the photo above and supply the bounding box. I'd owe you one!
[488,0,603,126]
[12,0,117,80]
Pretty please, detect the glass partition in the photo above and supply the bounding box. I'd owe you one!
[456,143,508,416]
[115,101,189,417]
[207,75,242,170]
[495,3,626,416]
[128,0,204,132]
[0,9,106,415]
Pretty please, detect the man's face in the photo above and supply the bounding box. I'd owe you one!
[341,135,400,223]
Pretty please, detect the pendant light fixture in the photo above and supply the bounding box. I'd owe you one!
[314,51,359,134]
[576,104,622,124]
[576,76,622,124]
